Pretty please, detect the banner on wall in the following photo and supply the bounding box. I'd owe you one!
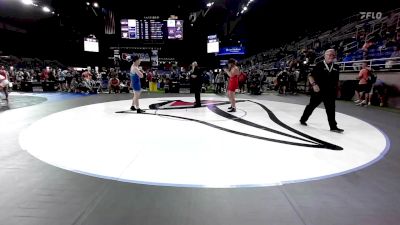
[121,52,151,62]
[218,46,245,56]
[151,50,159,67]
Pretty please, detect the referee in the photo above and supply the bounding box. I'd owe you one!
[190,61,202,107]
[300,49,344,133]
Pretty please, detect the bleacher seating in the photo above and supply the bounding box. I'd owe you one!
[242,8,400,72]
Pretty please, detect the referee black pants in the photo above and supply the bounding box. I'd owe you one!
[300,92,337,129]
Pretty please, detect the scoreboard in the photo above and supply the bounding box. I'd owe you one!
[121,19,183,40]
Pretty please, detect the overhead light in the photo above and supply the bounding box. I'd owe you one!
[206,2,214,7]
[86,2,90,6]
[42,6,50,13]
[93,2,99,8]
[52,11,55,14]
[239,0,254,14]
[21,0,34,5]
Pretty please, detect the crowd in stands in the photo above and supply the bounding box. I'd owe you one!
[0,59,222,95]
[243,9,400,71]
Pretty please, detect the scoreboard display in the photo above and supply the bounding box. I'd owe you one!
[84,37,99,52]
[121,19,183,40]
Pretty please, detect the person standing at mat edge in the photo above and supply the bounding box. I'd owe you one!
[190,61,202,107]
[130,55,146,113]
[225,58,240,112]
[300,49,344,133]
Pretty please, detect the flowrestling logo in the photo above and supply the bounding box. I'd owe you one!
[360,12,382,20]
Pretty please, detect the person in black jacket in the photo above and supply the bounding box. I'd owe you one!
[190,61,202,107]
[300,49,344,133]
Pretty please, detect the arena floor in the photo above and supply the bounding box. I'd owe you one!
[1,91,399,225]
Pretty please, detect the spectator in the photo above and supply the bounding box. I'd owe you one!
[82,69,92,80]
[368,79,387,107]
[361,40,374,59]
[119,80,130,93]
[148,69,157,92]
[40,68,49,81]
[58,69,67,91]
[146,69,153,90]
[238,71,247,93]
[108,75,120,94]
[214,71,225,94]
[15,69,23,89]
[47,69,56,82]
[288,69,299,94]
[81,75,96,94]
[354,62,372,106]
[69,77,79,93]
[203,70,212,91]
[386,44,400,69]
[99,70,109,93]
[276,69,289,95]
